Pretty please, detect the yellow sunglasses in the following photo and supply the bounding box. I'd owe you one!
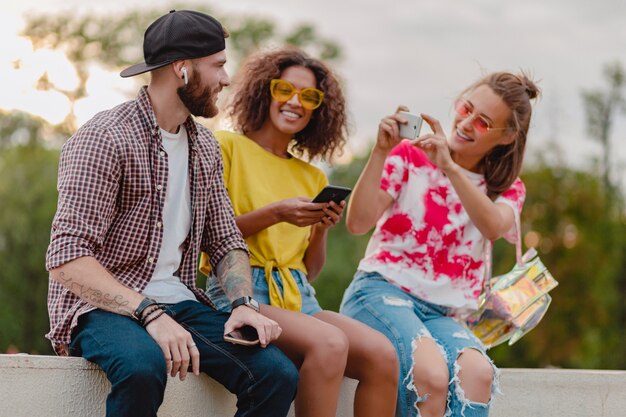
[270,79,325,110]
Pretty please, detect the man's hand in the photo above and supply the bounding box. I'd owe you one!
[225,305,282,348]
[145,312,200,380]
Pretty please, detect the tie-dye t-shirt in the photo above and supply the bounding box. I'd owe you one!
[358,140,525,311]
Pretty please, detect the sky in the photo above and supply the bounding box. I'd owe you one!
[1,0,625,178]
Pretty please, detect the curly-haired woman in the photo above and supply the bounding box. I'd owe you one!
[199,47,398,417]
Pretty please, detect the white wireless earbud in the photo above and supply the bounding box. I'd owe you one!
[182,67,188,85]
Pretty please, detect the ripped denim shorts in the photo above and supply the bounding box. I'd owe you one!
[340,270,499,417]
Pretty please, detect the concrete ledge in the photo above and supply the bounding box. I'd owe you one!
[489,368,626,417]
[1,354,625,416]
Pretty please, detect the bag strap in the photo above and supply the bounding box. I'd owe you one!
[483,207,524,295]
[513,210,523,266]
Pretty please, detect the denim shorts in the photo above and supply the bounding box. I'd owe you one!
[206,267,323,315]
[340,270,498,417]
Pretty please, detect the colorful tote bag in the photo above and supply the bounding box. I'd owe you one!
[466,217,558,348]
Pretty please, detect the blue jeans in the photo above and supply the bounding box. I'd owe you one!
[340,271,498,417]
[69,300,298,417]
[207,267,323,315]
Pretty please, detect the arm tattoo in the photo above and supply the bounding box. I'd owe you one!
[215,250,253,302]
[59,272,132,316]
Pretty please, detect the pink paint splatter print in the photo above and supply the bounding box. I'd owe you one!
[381,213,414,239]
[358,141,526,311]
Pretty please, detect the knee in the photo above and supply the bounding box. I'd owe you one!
[456,350,494,394]
[256,347,299,398]
[112,348,167,390]
[306,327,349,373]
[412,361,449,396]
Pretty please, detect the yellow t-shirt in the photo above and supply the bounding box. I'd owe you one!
[199,131,328,311]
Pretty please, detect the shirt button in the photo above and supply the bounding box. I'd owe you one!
[148,257,155,264]
[156,184,163,191]
[156,221,162,228]
[160,151,165,157]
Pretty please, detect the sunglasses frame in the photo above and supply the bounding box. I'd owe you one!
[270,79,325,110]
[455,99,508,134]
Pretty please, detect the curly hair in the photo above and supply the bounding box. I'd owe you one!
[460,71,541,199]
[228,46,348,161]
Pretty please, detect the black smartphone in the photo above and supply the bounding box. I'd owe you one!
[312,185,352,204]
[224,326,260,346]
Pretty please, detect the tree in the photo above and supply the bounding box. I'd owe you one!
[0,112,62,353]
[488,155,626,369]
[581,61,626,193]
[21,5,342,132]
[579,61,626,368]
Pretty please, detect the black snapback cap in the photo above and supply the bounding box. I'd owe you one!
[120,10,226,78]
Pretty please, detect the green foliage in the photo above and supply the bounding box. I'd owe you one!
[17,4,342,69]
[488,160,626,369]
[0,110,68,150]
[20,4,342,131]
[0,115,60,353]
[580,61,626,191]
[313,154,371,310]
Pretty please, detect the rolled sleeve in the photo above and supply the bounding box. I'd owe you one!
[46,124,121,270]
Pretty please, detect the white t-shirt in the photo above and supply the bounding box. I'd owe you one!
[358,140,525,311]
[142,126,196,304]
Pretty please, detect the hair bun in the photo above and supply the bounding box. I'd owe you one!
[519,73,540,99]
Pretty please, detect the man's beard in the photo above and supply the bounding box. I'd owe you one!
[177,73,219,118]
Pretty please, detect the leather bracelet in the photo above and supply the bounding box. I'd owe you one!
[132,297,157,322]
[140,304,163,325]
[142,309,166,328]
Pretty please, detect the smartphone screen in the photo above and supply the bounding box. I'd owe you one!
[224,326,260,346]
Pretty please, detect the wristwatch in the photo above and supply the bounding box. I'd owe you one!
[231,296,260,313]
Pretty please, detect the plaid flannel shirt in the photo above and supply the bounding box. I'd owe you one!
[45,87,248,355]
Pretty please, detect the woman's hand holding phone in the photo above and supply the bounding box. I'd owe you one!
[307,186,351,229]
[376,105,424,153]
[376,112,404,154]
[272,197,327,227]
[315,200,346,230]
[270,186,351,230]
